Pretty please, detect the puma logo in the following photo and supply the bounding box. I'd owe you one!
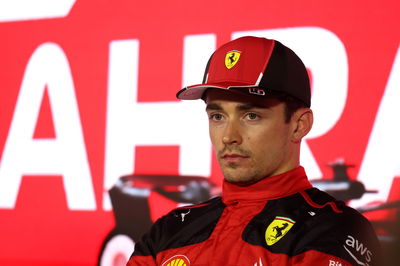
[174,209,191,222]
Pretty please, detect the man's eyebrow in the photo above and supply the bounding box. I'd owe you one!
[236,103,268,110]
[205,103,222,111]
[206,102,269,111]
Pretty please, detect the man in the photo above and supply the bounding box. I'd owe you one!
[127,36,382,265]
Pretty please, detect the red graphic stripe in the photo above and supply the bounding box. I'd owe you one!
[300,191,343,213]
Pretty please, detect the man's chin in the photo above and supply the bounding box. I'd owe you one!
[223,173,262,186]
[225,178,261,186]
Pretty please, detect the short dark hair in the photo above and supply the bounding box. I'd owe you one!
[269,91,309,123]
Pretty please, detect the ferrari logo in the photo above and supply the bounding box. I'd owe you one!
[265,216,295,246]
[225,50,241,69]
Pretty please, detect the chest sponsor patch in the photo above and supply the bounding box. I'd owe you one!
[161,255,190,266]
[343,235,373,265]
[265,216,295,246]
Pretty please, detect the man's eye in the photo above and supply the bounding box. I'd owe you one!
[247,113,258,120]
[211,113,223,120]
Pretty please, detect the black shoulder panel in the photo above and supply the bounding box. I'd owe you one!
[242,188,381,264]
[133,196,225,256]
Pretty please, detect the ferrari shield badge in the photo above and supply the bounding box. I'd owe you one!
[265,216,295,246]
[225,50,241,69]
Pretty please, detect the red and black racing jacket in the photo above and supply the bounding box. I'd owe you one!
[127,167,382,265]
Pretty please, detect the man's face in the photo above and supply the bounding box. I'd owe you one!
[205,89,298,185]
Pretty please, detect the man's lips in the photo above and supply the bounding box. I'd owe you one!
[221,153,249,162]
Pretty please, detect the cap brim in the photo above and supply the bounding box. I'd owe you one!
[177,81,257,100]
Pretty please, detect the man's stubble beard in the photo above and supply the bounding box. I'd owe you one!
[217,152,264,186]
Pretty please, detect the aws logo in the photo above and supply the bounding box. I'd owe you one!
[265,216,295,246]
[161,255,190,266]
[343,235,373,265]
[225,50,241,69]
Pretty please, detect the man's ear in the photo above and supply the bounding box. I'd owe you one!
[291,108,313,142]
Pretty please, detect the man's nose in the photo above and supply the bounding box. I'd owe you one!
[222,120,242,145]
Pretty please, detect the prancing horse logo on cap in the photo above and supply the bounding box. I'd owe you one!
[225,50,241,69]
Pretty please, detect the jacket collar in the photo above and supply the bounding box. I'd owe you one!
[222,166,312,205]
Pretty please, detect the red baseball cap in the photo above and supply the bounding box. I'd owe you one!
[176,36,311,107]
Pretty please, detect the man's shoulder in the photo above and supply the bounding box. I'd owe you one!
[299,188,352,211]
[137,196,224,253]
[299,187,369,222]
[161,196,223,221]
[298,188,382,264]
[243,188,382,265]
[152,196,224,232]
[273,187,374,231]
